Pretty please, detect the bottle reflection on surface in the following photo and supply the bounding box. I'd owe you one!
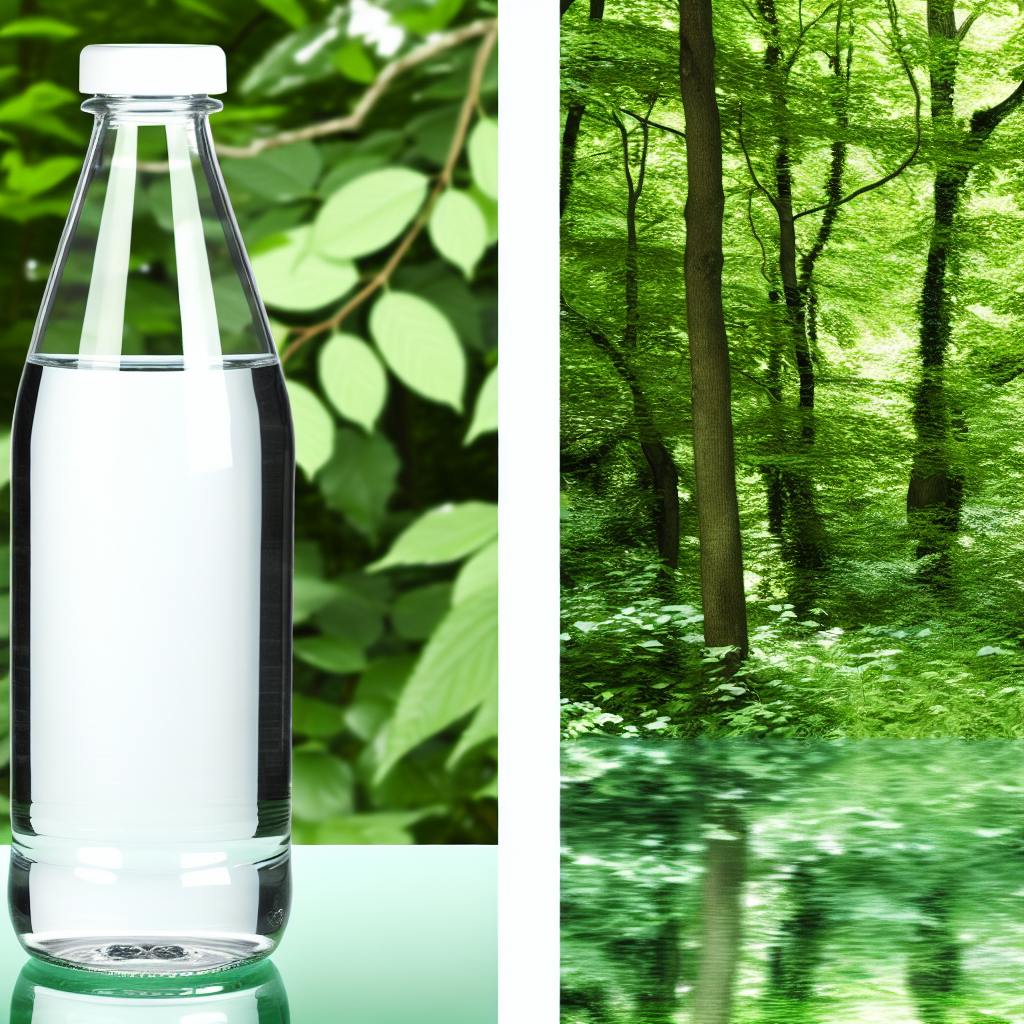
[10,958,289,1023]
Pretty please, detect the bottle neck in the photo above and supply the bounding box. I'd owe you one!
[81,94,222,125]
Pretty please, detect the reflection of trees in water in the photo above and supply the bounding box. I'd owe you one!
[560,739,1023,1024]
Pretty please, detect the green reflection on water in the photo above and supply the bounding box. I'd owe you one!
[11,958,288,1022]
[561,739,1023,1024]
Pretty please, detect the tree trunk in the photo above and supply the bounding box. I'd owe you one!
[679,0,748,661]
[588,327,681,568]
[907,2,1024,572]
[692,805,747,1024]
[560,0,605,217]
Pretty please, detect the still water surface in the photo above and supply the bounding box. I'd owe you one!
[561,740,1023,1024]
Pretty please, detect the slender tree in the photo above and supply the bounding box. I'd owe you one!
[678,0,748,661]
[907,0,1024,570]
[561,0,606,217]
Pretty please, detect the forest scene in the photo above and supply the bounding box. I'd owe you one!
[562,738,1024,1024]
[560,0,1024,740]
[0,0,498,845]
[561,1,1023,1021]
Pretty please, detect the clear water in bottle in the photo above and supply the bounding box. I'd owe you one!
[8,45,293,975]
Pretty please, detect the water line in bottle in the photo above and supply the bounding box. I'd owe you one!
[78,123,137,363]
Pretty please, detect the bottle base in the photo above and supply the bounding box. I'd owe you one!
[21,932,275,976]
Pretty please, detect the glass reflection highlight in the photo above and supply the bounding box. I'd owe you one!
[10,958,288,1023]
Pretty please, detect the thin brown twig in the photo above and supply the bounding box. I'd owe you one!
[737,103,780,211]
[746,190,772,284]
[279,22,498,365]
[218,19,497,158]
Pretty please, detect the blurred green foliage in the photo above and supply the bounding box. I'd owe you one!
[562,738,1024,1023]
[0,0,499,845]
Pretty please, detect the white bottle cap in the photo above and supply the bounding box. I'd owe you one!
[80,44,227,95]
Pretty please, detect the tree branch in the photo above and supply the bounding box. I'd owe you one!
[794,0,921,220]
[621,108,685,140]
[738,102,780,211]
[279,22,498,365]
[217,19,497,159]
[746,190,772,284]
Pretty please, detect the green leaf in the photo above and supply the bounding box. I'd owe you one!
[452,539,497,605]
[173,0,228,21]
[267,319,290,351]
[294,635,367,674]
[0,433,9,489]
[369,291,465,411]
[429,189,487,279]
[255,0,309,29]
[475,774,498,800]
[0,82,80,143]
[468,118,498,200]
[333,38,377,83]
[392,0,465,34]
[376,581,497,780]
[313,576,388,648]
[285,380,335,479]
[448,690,497,766]
[0,17,79,40]
[465,365,497,444]
[317,428,400,539]
[241,24,342,97]
[369,501,497,571]
[292,749,354,822]
[221,141,322,203]
[211,276,254,334]
[251,226,357,312]
[305,810,436,845]
[393,261,484,350]
[0,151,79,198]
[293,576,343,624]
[318,333,388,433]
[313,167,428,260]
[293,692,346,738]
[468,185,498,244]
[392,582,453,640]
[345,655,416,741]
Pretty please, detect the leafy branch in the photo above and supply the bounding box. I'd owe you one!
[217,18,497,159]
[279,21,498,365]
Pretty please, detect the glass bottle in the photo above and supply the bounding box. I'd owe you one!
[8,45,293,974]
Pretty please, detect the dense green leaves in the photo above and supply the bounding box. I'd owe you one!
[318,333,388,433]
[317,428,401,539]
[370,290,465,409]
[370,500,498,569]
[294,635,368,674]
[314,167,428,259]
[377,573,497,780]
[292,746,354,821]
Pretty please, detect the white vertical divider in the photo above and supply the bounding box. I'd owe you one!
[167,121,233,473]
[79,124,137,361]
[498,1,560,1021]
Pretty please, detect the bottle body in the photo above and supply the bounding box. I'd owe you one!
[8,94,293,974]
